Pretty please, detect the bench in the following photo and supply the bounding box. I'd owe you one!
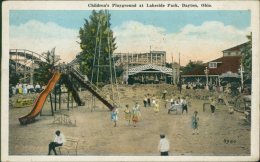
[168,104,182,114]
[53,114,76,126]
[203,103,210,112]
[58,136,79,155]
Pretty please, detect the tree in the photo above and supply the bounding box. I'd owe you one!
[34,64,51,85]
[34,47,60,85]
[181,60,204,74]
[241,33,252,75]
[77,10,117,84]
[9,69,20,86]
[186,60,203,69]
[230,82,240,96]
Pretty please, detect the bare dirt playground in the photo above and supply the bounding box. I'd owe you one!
[9,84,250,156]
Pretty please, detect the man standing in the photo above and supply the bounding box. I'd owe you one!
[27,84,35,93]
[158,133,170,156]
[15,83,19,94]
[48,130,66,155]
[147,94,151,107]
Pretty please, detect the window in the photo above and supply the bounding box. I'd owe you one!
[228,52,231,55]
[209,62,217,68]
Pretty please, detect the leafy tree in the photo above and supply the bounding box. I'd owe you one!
[186,60,203,69]
[9,61,20,86]
[77,10,117,84]
[241,33,252,75]
[9,72,20,86]
[34,64,51,85]
[34,47,60,85]
[166,62,179,68]
[181,60,204,74]
[230,82,240,96]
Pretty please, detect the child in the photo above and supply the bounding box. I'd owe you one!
[154,101,159,115]
[164,100,168,108]
[111,108,118,127]
[210,98,216,115]
[191,111,199,135]
[163,90,167,99]
[124,105,131,126]
[132,107,138,127]
[170,97,174,106]
[152,95,156,106]
[182,99,188,114]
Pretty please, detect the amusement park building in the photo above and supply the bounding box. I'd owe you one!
[181,42,249,86]
[113,51,180,84]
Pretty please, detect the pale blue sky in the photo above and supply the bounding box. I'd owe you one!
[10,10,250,33]
[9,10,251,65]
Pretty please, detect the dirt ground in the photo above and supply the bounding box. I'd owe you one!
[9,84,250,156]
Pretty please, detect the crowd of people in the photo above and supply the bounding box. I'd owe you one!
[10,83,45,95]
[47,89,205,156]
[110,91,198,133]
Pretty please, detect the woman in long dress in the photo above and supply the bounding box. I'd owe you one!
[132,107,138,127]
[22,85,27,94]
[134,102,141,120]
[124,105,131,126]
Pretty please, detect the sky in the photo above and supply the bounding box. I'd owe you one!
[9,10,251,66]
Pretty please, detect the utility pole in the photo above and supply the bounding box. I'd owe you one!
[238,65,244,90]
[171,53,173,84]
[204,67,209,90]
[179,53,181,94]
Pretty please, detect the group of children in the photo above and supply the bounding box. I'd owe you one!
[111,102,141,127]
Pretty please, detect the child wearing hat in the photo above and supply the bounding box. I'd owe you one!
[152,95,156,107]
[154,101,159,115]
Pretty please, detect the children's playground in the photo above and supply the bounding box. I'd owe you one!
[9,68,251,155]
[8,11,251,155]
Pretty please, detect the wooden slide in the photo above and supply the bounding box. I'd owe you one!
[69,70,115,110]
[19,72,61,124]
[61,74,84,106]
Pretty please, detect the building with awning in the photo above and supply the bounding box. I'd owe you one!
[181,56,242,86]
[125,64,178,84]
[114,51,180,84]
[181,42,250,86]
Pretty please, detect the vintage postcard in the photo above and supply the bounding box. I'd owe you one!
[1,1,259,161]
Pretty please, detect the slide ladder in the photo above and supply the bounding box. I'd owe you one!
[19,72,61,124]
[61,74,84,106]
[69,68,118,110]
